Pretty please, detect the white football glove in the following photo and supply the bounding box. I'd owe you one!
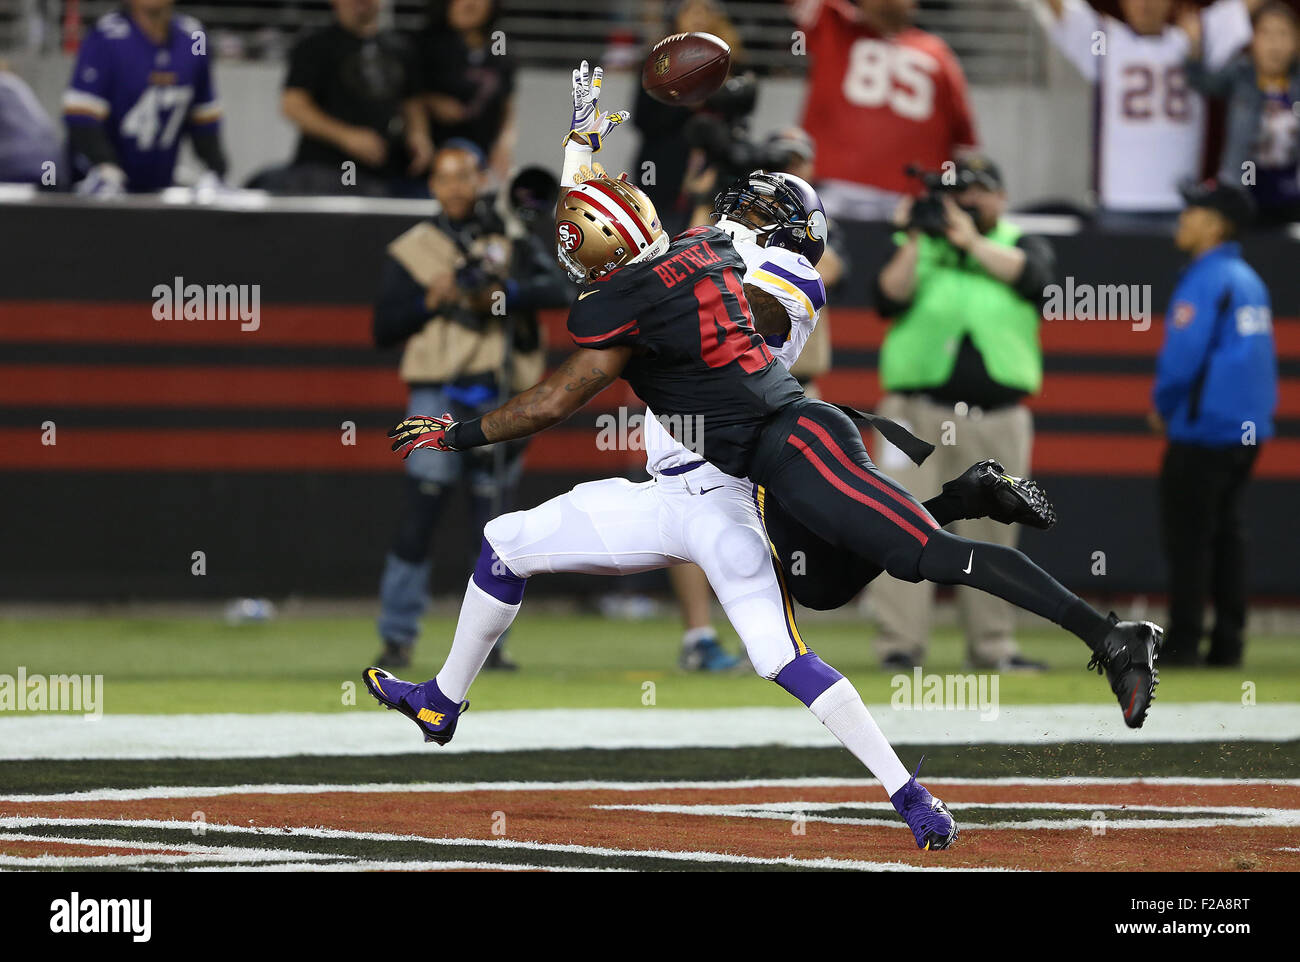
[75,162,127,198]
[563,60,628,152]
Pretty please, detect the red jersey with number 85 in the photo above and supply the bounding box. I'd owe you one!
[566,226,803,477]
[797,0,976,194]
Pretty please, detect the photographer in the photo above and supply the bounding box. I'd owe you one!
[371,142,572,670]
[869,154,1056,673]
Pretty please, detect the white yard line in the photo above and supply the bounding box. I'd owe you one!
[0,816,1002,872]
[589,801,1300,831]
[1,703,1297,759]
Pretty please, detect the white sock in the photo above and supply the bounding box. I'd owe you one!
[434,578,521,703]
[809,678,911,797]
[682,626,715,648]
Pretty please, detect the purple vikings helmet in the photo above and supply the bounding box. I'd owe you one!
[712,171,828,266]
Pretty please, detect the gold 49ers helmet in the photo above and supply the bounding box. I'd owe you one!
[555,175,667,283]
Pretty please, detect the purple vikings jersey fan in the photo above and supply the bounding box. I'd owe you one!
[63,10,221,191]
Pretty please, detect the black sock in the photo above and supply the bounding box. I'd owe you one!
[917,530,1112,650]
[922,490,966,527]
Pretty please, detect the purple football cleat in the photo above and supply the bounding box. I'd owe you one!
[890,757,958,850]
[363,667,467,745]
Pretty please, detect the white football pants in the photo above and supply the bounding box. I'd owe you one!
[482,464,808,679]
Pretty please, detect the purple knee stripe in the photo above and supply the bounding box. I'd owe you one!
[472,537,527,605]
[775,653,844,707]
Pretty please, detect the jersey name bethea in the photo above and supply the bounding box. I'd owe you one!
[651,239,724,288]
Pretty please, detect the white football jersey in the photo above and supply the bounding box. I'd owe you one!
[643,240,827,476]
[1036,0,1251,211]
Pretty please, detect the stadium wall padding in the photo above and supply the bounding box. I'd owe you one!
[0,202,1296,601]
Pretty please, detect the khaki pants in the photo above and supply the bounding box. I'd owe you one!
[867,394,1034,666]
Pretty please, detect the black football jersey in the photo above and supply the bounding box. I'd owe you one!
[566,226,803,477]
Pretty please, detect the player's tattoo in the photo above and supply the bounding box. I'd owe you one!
[480,347,631,443]
[745,284,791,342]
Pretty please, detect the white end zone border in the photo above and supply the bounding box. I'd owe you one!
[0,703,1297,760]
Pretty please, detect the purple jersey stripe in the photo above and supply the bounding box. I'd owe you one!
[760,260,826,313]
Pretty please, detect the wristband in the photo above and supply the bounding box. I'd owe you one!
[444,417,488,450]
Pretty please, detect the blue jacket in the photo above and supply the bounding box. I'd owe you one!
[1154,243,1277,446]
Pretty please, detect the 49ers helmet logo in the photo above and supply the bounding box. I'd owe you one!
[557,220,584,252]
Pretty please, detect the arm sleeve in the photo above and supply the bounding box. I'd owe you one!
[1153,275,1225,418]
[1201,0,1253,70]
[373,256,431,349]
[62,32,114,127]
[188,65,221,133]
[190,127,228,177]
[1012,234,1057,305]
[67,122,119,168]
[1029,0,1102,83]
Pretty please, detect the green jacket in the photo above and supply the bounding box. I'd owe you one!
[880,221,1043,395]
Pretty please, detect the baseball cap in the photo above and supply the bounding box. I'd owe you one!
[1179,178,1256,229]
[955,153,1003,191]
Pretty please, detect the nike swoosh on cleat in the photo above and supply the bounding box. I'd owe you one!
[367,669,386,696]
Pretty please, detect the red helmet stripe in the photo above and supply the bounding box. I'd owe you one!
[582,179,652,248]
[575,187,639,252]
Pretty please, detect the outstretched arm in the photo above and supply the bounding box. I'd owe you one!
[479,346,632,443]
[390,346,632,456]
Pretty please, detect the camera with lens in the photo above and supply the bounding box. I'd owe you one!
[683,73,789,187]
[905,164,964,237]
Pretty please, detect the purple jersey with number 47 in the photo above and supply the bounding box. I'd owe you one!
[63,10,220,191]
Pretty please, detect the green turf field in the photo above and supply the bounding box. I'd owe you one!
[1,613,1296,714]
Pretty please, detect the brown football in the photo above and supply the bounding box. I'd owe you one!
[641,32,731,107]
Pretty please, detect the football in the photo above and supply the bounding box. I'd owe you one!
[641,32,731,107]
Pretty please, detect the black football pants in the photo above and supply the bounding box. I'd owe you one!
[749,399,1109,647]
[1159,441,1259,665]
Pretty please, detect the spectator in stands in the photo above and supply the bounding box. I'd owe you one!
[635,0,744,235]
[63,0,227,195]
[1184,1,1300,225]
[0,62,58,185]
[1152,180,1276,667]
[795,0,978,221]
[420,0,516,185]
[277,0,433,196]
[1029,0,1264,221]
[870,154,1056,672]
[370,142,572,671]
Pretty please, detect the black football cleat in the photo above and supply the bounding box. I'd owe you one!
[944,459,1057,530]
[1088,614,1163,729]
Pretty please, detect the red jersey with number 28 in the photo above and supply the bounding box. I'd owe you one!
[566,226,803,478]
[798,0,977,193]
